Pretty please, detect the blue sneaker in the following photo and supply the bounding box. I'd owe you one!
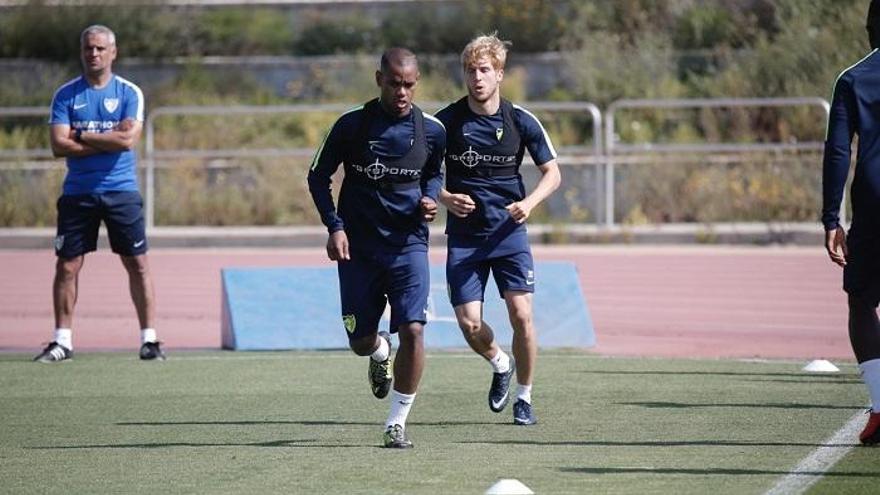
[513,399,537,426]
[488,359,515,412]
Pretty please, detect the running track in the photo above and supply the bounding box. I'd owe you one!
[0,245,852,360]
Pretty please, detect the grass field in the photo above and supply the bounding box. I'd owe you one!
[0,350,876,494]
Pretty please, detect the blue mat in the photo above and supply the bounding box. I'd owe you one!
[221,262,594,350]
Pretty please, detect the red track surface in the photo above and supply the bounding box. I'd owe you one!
[0,245,852,360]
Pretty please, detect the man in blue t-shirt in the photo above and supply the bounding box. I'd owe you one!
[307,48,445,448]
[436,34,561,426]
[34,25,164,363]
[822,1,880,445]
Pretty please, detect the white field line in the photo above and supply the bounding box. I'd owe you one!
[764,410,866,495]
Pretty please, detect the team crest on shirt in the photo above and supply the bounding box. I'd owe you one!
[496,128,504,141]
[103,98,119,113]
[343,314,356,334]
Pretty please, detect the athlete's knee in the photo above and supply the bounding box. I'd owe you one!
[121,255,149,276]
[348,335,376,356]
[55,257,83,281]
[398,322,424,346]
[456,314,482,338]
[508,306,533,332]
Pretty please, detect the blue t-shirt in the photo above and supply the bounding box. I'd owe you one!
[436,100,557,237]
[307,99,446,253]
[49,74,144,195]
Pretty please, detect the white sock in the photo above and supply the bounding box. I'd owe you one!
[54,328,72,350]
[516,384,532,404]
[489,350,510,373]
[385,390,416,429]
[370,335,390,362]
[141,328,157,345]
[859,358,880,413]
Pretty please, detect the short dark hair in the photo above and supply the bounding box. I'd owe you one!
[868,0,880,48]
[380,47,417,73]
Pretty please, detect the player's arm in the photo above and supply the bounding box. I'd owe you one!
[49,124,102,157]
[439,188,476,218]
[80,118,142,152]
[419,119,445,222]
[821,75,856,267]
[307,117,349,260]
[506,106,561,223]
[506,159,561,224]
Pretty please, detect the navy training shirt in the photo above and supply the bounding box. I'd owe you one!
[436,98,557,237]
[308,99,446,253]
[823,48,880,236]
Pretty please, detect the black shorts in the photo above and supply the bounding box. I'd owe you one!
[844,233,880,308]
[55,191,148,258]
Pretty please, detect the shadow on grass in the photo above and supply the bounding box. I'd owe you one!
[559,466,880,477]
[618,401,865,410]
[459,439,861,448]
[740,378,863,384]
[26,439,373,449]
[116,420,499,426]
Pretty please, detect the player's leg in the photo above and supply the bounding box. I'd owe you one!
[104,191,162,360]
[495,248,538,425]
[843,233,880,444]
[36,194,100,362]
[381,251,429,448]
[338,253,391,398]
[447,244,515,412]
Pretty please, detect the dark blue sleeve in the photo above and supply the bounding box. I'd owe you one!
[421,117,446,201]
[822,75,857,231]
[514,105,557,166]
[307,114,353,234]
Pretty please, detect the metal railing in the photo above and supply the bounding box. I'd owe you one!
[2,97,834,231]
[143,100,603,229]
[604,97,831,226]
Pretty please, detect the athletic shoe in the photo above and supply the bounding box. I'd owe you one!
[513,399,537,426]
[139,341,166,361]
[488,359,516,412]
[860,410,880,445]
[383,424,413,449]
[33,342,72,363]
[368,332,393,399]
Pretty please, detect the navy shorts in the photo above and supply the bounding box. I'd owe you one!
[337,249,430,339]
[446,229,535,307]
[844,233,880,308]
[55,191,148,258]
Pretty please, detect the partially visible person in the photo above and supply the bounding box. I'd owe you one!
[34,24,164,363]
[822,0,880,445]
[436,33,560,426]
[307,48,445,448]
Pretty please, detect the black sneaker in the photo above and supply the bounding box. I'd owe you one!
[33,342,72,363]
[139,341,166,361]
[382,424,413,449]
[368,332,393,399]
[488,359,516,412]
[513,399,537,426]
